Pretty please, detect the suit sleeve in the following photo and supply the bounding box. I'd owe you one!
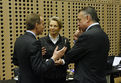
[65,38,71,54]
[13,42,19,66]
[29,41,55,75]
[65,34,88,64]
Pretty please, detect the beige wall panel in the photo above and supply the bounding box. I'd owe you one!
[67,2,75,47]
[68,63,75,69]
[35,0,45,39]
[105,4,120,56]
[61,2,70,39]
[102,4,107,32]
[8,0,15,80]
[0,0,13,80]
[119,5,121,54]
[114,77,121,83]
[0,0,3,80]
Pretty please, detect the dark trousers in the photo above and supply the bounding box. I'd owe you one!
[43,77,66,83]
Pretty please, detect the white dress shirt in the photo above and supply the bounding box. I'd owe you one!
[86,23,99,31]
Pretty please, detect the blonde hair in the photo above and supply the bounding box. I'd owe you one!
[48,16,62,29]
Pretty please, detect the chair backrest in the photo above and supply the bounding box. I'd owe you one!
[106,56,115,69]
[14,67,19,77]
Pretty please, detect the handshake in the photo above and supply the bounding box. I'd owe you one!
[41,46,67,66]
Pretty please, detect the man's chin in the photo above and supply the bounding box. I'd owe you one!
[39,33,42,35]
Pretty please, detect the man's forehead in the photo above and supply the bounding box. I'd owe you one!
[77,12,83,17]
[78,11,83,15]
[77,14,81,19]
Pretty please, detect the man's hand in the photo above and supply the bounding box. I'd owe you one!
[51,46,67,61]
[74,30,81,41]
[55,58,63,66]
[41,47,46,56]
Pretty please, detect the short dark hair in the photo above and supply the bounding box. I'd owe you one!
[48,16,62,29]
[26,13,41,30]
[78,6,100,22]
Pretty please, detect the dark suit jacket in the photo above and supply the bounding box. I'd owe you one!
[13,32,55,83]
[65,25,109,83]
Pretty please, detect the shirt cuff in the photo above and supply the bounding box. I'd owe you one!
[73,39,76,43]
[62,59,65,65]
[46,59,49,62]
[50,58,55,62]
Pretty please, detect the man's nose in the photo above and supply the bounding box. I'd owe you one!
[43,26,45,29]
[77,22,80,26]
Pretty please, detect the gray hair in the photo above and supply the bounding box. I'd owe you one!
[78,6,100,22]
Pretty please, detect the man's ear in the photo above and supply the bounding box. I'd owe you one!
[35,23,38,29]
[86,15,90,23]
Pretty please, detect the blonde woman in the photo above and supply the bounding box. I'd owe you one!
[39,16,70,83]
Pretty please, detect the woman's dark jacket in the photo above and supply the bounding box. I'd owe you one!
[38,34,71,78]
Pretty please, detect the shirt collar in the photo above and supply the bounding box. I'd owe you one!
[49,34,59,44]
[86,23,99,31]
[26,30,36,37]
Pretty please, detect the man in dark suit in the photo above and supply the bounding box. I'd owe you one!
[65,6,109,83]
[13,13,67,83]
